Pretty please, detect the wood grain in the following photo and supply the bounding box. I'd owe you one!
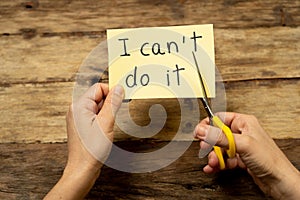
[0,139,299,199]
[0,78,299,143]
[0,0,299,34]
[0,0,299,199]
[0,82,72,143]
[0,0,299,144]
[1,27,299,85]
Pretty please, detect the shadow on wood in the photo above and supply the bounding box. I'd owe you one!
[1,139,299,199]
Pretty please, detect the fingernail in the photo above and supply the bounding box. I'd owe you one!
[114,85,124,97]
[193,129,198,138]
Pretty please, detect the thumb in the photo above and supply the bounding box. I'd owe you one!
[96,85,124,136]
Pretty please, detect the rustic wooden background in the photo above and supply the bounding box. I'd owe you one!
[0,0,299,199]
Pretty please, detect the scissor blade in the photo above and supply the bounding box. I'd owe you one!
[192,52,214,118]
[192,51,209,100]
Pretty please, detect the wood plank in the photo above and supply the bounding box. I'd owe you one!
[1,27,299,85]
[0,36,102,85]
[115,78,300,140]
[0,0,299,34]
[1,1,298,198]
[0,140,299,199]
[0,82,72,143]
[215,27,300,81]
[0,78,299,143]
[225,79,300,138]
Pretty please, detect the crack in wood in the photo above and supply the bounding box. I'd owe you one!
[1,30,107,39]
[1,76,299,88]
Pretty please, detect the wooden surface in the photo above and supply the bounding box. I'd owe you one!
[0,3,300,142]
[0,0,299,199]
[0,139,299,199]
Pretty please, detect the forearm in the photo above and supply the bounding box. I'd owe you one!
[44,167,100,200]
[272,166,300,200]
[262,152,300,200]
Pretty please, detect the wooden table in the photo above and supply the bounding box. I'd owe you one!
[0,0,299,199]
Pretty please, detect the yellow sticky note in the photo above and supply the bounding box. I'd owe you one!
[107,24,215,99]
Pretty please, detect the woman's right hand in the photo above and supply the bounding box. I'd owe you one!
[194,112,300,199]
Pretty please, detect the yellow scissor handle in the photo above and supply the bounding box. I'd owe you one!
[211,116,236,170]
[213,146,225,170]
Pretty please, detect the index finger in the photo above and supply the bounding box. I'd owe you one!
[214,112,235,125]
[215,112,246,134]
[79,83,109,103]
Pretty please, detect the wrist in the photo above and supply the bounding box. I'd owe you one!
[63,161,101,183]
[44,164,101,199]
[55,165,101,199]
[269,162,300,199]
[275,168,300,199]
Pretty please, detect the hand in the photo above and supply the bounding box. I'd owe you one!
[194,112,300,199]
[45,83,124,199]
[66,83,124,173]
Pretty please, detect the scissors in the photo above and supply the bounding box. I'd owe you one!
[192,51,236,170]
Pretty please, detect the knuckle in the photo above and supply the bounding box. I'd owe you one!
[240,136,255,152]
[248,114,258,122]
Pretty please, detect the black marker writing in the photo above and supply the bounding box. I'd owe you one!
[140,42,150,56]
[152,43,165,55]
[166,41,179,54]
[125,65,185,88]
[166,70,170,86]
[125,66,150,88]
[173,64,185,85]
[190,31,202,52]
[118,31,202,57]
[166,65,185,86]
[119,38,131,56]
